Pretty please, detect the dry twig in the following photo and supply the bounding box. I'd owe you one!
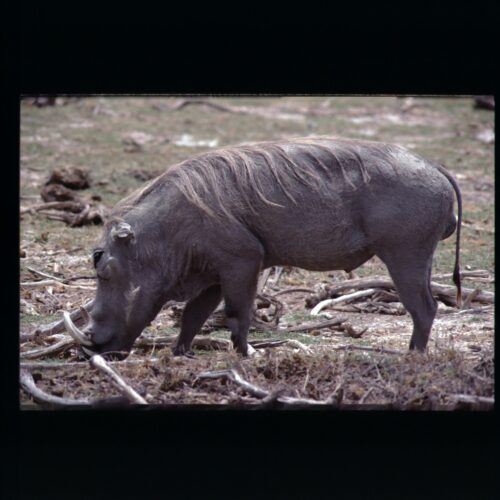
[27,266,96,284]
[257,268,273,293]
[25,300,95,340]
[285,339,313,354]
[249,339,289,349]
[20,279,95,291]
[20,201,85,215]
[20,337,75,360]
[452,305,493,315]
[280,316,348,333]
[461,288,482,309]
[20,369,89,407]
[331,345,404,355]
[197,369,327,405]
[166,98,306,122]
[89,355,148,405]
[20,359,157,370]
[432,269,491,281]
[306,278,394,308]
[430,282,494,306]
[306,276,494,309]
[136,335,231,351]
[272,287,315,297]
[310,288,377,315]
[448,394,494,407]
[339,324,369,338]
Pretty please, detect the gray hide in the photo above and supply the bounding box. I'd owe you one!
[70,137,461,358]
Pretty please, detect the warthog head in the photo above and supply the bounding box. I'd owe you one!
[64,221,166,359]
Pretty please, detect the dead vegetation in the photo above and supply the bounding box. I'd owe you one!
[19,336,494,410]
[20,268,494,409]
[20,166,107,226]
[19,96,495,409]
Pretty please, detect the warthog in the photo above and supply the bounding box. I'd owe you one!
[64,136,462,358]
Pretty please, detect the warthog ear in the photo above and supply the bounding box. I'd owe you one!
[111,222,135,241]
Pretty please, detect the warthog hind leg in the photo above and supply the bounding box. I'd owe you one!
[377,247,438,351]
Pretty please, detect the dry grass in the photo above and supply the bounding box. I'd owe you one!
[20,342,494,409]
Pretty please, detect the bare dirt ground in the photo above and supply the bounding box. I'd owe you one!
[19,96,494,409]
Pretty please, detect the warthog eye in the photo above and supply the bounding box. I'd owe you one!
[93,248,105,268]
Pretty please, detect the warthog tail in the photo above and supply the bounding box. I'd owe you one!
[435,163,462,308]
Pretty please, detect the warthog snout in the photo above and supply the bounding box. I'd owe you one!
[63,309,128,360]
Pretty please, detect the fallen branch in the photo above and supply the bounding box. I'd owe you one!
[197,369,326,405]
[359,387,374,404]
[327,305,363,313]
[20,369,89,407]
[280,316,348,333]
[448,394,494,407]
[20,359,157,370]
[430,282,494,306]
[257,268,273,294]
[89,355,148,405]
[23,201,107,227]
[196,369,398,406]
[24,300,95,341]
[369,303,406,315]
[371,290,400,303]
[27,266,64,281]
[63,275,97,283]
[20,201,85,215]
[452,305,494,315]
[305,279,394,308]
[461,288,482,309]
[273,266,285,285]
[192,337,231,351]
[197,369,268,398]
[20,279,95,291]
[310,288,377,315]
[164,98,371,121]
[136,335,231,351]
[331,344,404,355]
[305,276,494,308]
[285,339,313,354]
[20,337,75,359]
[338,324,369,339]
[432,269,490,281]
[249,339,289,349]
[167,98,306,122]
[272,287,315,297]
[27,266,96,284]
[464,370,493,385]
[254,292,285,327]
[134,334,186,347]
[141,331,316,354]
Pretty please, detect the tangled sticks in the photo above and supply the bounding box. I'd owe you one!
[21,167,107,227]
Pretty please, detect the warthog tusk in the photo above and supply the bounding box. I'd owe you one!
[63,311,93,346]
[79,306,91,325]
[82,346,98,357]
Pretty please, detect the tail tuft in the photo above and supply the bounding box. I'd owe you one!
[453,268,462,309]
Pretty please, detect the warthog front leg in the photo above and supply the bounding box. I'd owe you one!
[220,260,262,356]
[173,285,222,356]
